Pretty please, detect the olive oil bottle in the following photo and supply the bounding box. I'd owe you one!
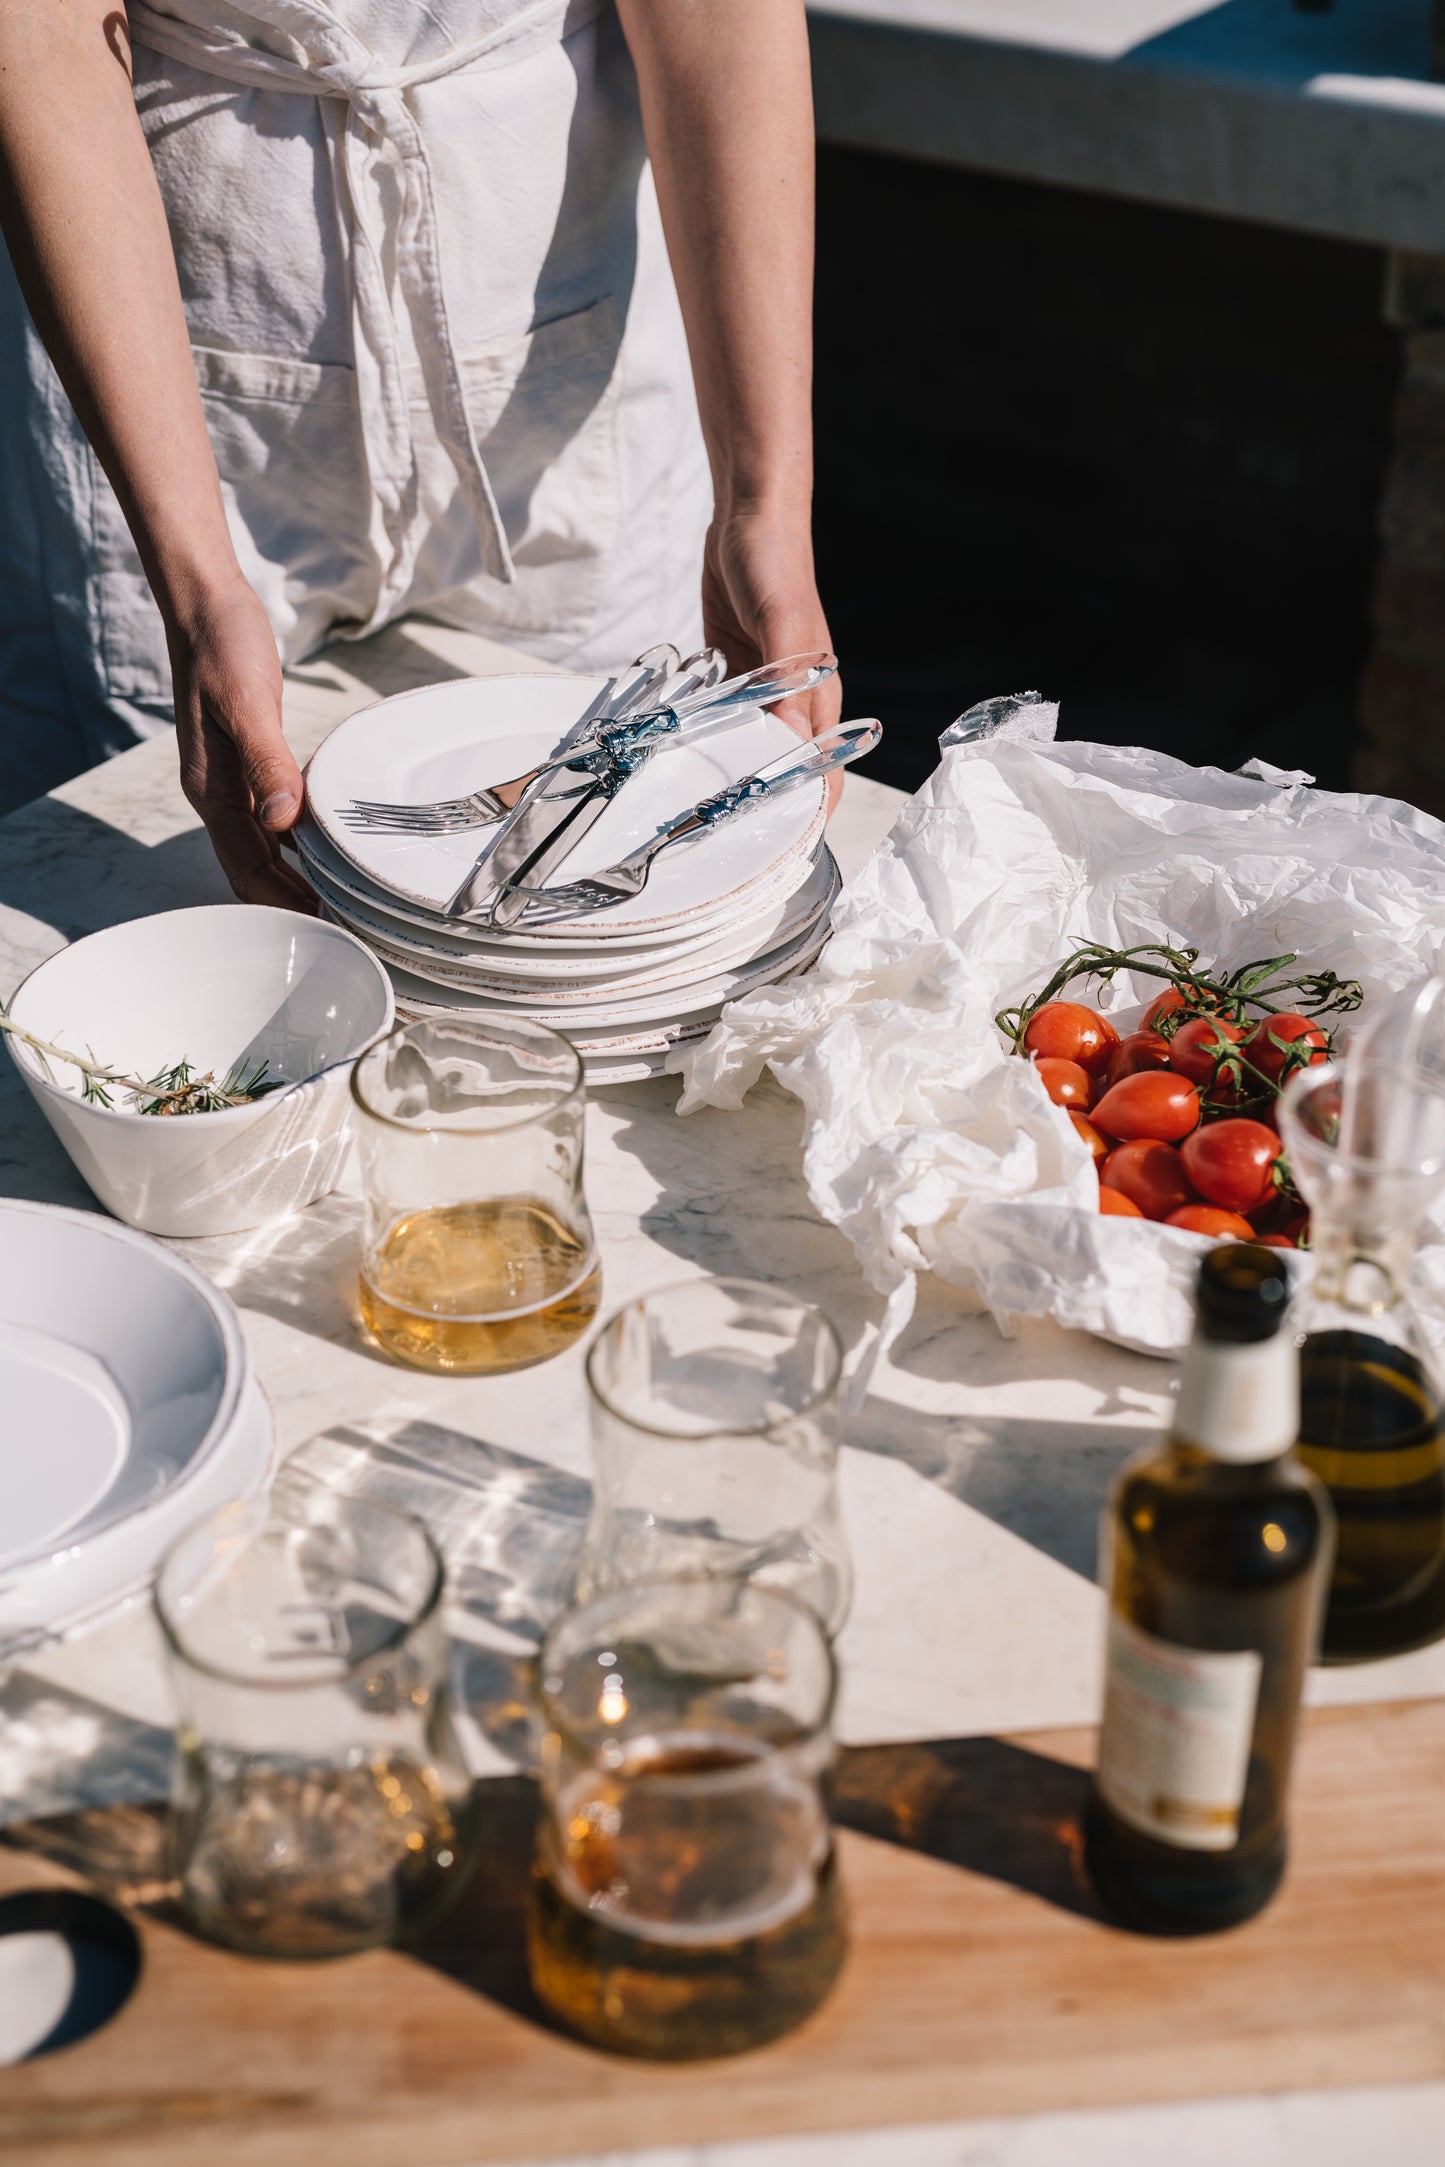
[1084,1247,1333,1934]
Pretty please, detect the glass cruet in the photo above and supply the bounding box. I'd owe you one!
[1279,988,1445,1662]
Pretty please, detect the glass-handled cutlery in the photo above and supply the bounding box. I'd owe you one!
[343,650,833,836]
[342,644,691,833]
[508,720,880,921]
[450,651,839,923]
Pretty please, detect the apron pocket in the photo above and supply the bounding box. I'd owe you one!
[189,344,376,659]
[433,295,624,636]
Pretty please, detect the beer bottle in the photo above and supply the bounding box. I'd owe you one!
[1084,1245,1333,1933]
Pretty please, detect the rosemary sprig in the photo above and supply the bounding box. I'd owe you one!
[0,1004,286,1116]
[995,940,1363,1051]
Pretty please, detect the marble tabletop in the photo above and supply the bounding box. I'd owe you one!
[2,619,1441,2164]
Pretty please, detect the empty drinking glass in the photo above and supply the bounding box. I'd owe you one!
[156,1490,475,1957]
[577,1276,851,1634]
[528,1577,847,2057]
[351,1016,600,1374]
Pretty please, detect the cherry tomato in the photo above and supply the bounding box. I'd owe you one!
[1034,1056,1094,1111]
[1104,1031,1172,1089]
[1091,1071,1201,1144]
[1023,1001,1119,1078]
[1257,1232,1297,1250]
[1099,1185,1144,1218]
[1244,1012,1329,1087]
[1069,1111,1108,1164]
[1179,1118,1283,1214]
[1142,984,1220,1034]
[1165,1204,1257,1240]
[1099,1138,1196,1222]
[1168,1015,1245,1087]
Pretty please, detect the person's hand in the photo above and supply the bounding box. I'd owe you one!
[701,506,845,813]
[167,574,316,911]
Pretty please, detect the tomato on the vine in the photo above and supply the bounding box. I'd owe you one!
[1142,983,1221,1034]
[1023,1001,1119,1077]
[1099,1138,1195,1222]
[1165,1204,1257,1240]
[1168,1015,1245,1087]
[1034,1056,1093,1111]
[1091,1071,1201,1144]
[1178,1118,1283,1214]
[1069,1111,1108,1163]
[1099,1186,1144,1218]
[1244,1012,1329,1086]
[1104,1032,1172,1089]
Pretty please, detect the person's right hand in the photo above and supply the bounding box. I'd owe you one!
[168,575,316,911]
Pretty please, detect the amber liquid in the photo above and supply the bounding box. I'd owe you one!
[527,1739,847,2058]
[1298,1329,1445,1661]
[1084,1445,1330,1935]
[358,1198,601,1374]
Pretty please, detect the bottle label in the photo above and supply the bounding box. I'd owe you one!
[1096,1610,1262,1852]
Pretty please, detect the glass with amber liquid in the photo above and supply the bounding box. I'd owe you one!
[1085,1246,1333,1935]
[528,1579,846,2058]
[351,1017,600,1374]
[1280,1057,1445,1660]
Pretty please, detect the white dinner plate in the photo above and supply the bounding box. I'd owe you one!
[0,1201,274,1655]
[321,856,840,1008]
[374,913,833,1034]
[303,672,825,934]
[296,813,823,960]
[301,834,839,986]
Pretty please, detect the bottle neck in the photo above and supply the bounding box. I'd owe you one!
[1173,1330,1299,1464]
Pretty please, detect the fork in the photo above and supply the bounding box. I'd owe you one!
[341,646,714,833]
[517,719,881,919]
[342,648,834,834]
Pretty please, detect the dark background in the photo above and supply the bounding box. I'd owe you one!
[812,146,1401,797]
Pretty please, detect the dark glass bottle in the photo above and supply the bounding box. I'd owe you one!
[1084,1246,1333,1935]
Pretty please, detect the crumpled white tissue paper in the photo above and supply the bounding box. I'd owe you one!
[670,702,1445,1360]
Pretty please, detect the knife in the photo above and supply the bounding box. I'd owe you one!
[442,647,704,920]
[464,651,839,928]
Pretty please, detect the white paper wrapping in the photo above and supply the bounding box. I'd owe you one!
[671,709,1445,1359]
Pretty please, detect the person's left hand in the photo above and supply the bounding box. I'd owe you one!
[701,507,845,814]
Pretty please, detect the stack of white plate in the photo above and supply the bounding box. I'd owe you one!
[298,673,839,1084]
[0,1200,275,1659]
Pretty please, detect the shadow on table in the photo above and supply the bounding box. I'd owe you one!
[833,1734,1099,1922]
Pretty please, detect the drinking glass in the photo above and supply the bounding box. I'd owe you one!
[351,1016,600,1374]
[156,1490,475,1957]
[577,1276,851,1634]
[1280,1055,1445,1659]
[528,1578,847,2057]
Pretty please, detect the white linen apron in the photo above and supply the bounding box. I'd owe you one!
[0,0,710,803]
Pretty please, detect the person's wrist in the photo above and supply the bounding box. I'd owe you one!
[151,538,256,648]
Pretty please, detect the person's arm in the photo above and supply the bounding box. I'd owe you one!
[616,0,843,771]
[0,2,310,907]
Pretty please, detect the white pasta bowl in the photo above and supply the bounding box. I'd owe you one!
[5,906,395,1236]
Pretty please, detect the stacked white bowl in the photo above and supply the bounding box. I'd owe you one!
[298,672,840,1084]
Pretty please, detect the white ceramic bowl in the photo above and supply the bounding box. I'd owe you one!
[5,907,394,1236]
[0,1199,274,1655]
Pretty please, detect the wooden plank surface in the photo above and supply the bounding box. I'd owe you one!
[4,1699,1444,2166]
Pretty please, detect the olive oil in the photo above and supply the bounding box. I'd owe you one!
[1298,1328,1445,1660]
[1085,1247,1333,1934]
[359,1196,601,1374]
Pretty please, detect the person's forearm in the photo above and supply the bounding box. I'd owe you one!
[0,1,241,627]
[616,0,815,520]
